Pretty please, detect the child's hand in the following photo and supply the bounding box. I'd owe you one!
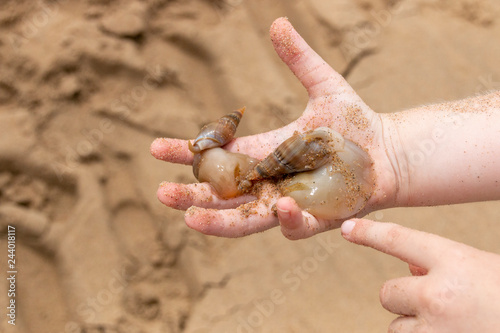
[150,18,398,239]
[151,17,500,240]
[342,219,500,333]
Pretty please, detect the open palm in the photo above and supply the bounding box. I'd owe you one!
[151,17,398,239]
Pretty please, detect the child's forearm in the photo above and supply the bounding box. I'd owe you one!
[383,91,500,207]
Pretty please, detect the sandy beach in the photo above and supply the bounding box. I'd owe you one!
[0,0,499,332]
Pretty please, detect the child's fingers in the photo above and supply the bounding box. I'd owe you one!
[270,17,355,100]
[277,196,314,239]
[387,315,424,333]
[380,277,423,316]
[150,138,193,165]
[277,197,343,240]
[184,200,279,238]
[341,219,451,270]
[409,263,428,276]
[150,126,297,165]
[156,182,255,210]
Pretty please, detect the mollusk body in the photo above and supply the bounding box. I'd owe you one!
[279,139,374,219]
[188,107,245,153]
[193,148,259,199]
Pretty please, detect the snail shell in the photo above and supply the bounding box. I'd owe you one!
[188,107,245,153]
[188,108,375,218]
[279,139,374,220]
[245,127,345,182]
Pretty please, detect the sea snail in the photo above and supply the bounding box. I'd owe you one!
[188,107,245,153]
[278,137,374,219]
[189,108,375,220]
[245,128,345,182]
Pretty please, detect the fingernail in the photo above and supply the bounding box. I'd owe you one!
[341,220,356,235]
[277,207,290,218]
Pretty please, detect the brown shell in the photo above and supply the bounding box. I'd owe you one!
[188,107,245,153]
[245,128,336,181]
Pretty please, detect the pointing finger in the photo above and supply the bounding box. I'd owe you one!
[341,219,451,270]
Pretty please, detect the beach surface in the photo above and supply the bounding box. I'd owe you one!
[0,0,499,332]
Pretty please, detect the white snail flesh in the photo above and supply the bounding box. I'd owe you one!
[193,147,259,199]
[279,139,374,219]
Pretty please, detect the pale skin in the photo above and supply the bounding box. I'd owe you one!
[341,219,500,333]
[151,17,500,332]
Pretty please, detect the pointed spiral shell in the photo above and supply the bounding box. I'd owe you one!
[188,107,245,153]
[245,127,345,182]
